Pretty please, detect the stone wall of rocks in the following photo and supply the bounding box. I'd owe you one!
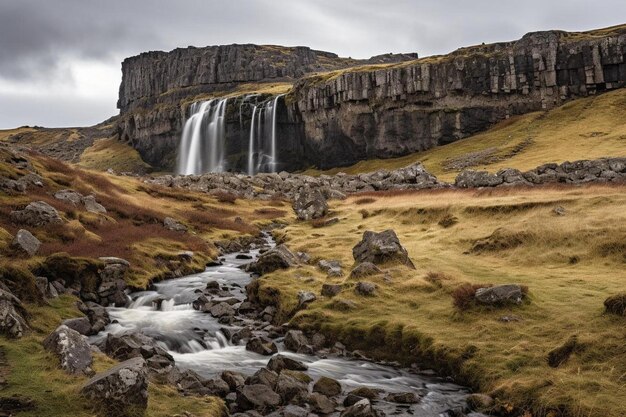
[454,158,626,188]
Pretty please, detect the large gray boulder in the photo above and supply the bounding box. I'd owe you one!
[54,189,83,205]
[247,245,298,275]
[43,325,94,376]
[82,195,107,214]
[475,284,525,306]
[293,189,328,220]
[455,170,504,188]
[9,201,63,227]
[104,333,174,371]
[163,217,187,232]
[352,230,415,268]
[275,370,310,403]
[10,229,41,256]
[236,384,281,412]
[340,398,377,417]
[0,288,29,338]
[81,357,148,417]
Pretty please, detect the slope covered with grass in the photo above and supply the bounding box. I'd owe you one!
[255,184,626,417]
[303,88,626,181]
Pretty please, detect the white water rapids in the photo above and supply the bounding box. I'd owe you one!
[92,236,488,416]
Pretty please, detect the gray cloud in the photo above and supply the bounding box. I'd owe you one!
[0,0,625,128]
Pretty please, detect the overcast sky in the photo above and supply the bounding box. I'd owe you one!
[1,0,624,129]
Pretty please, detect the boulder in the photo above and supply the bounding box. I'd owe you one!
[318,260,343,277]
[349,262,382,279]
[321,284,342,298]
[455,170,504,188]
[82,195,107,214]
[78,301,110,334]
[293,189,328,220]
[164,217,187,232]
[246,368,279,389]
[9,201,63,227]
[267,354,308,373]
[475,284,525,305]
[236,384,281,412]
[266,405,309,417]
[10,229,40,256]
[246,337,278,356]
[0,288,29,338]
[284,330,311,354]
[313,376,342,397]
[340,398,377,417]
[35,276,58,299]
[352,230,415,268]
[275,370,310,403]
[62,317,93,336]
[210,302,236,318]
[247,245,298,275]
[297,291,316,307]
[54,189,83,205]
[81,357,148,417]
[43,325,94,376]
[385,392,420,404]
[104,333,174,371]
[308,392,337,414]
[354,282,377,296]
[221,370,246,391]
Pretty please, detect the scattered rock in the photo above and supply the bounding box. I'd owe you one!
[81,357,148,417]
[247,245,298,275]
[247,368,279,389]
[43,325,94,376]
[318,260,343,277]
[348,387,380,400]
[284,330,311,354]
[293,189,328,220]
[308,392,336,414]
[9,201,63,227]
[222,370,246,391]
[164,217,187,232]
[297,291,316,307]
[0,288,29,338]
[62,317,93,335]
[385,392,420,404]
[104,333,174,371]
[553,206,567,216]
[236,384,281,412]
[10,229,40,256]
[475,284,525,306]
[54,189,83,205]
[313,376,342,396]
[267,354,308,373]
[275,370,309,403]
[340,398,376,417]
[82,195,107,214]
[246,337,278,356]
[349,262,382,279]
[210,302,236,318]
[321,284,342,298]
[354,282,377,296]
[352,230,415,268]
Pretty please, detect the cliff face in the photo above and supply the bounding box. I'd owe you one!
[289,27,626,168]
[116,44,417,169]
[116,26,626,172]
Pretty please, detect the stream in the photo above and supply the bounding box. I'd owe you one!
[92,235,488,417]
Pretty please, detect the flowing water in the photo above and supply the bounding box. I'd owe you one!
[94,236,487,416]
[177,95,283,176]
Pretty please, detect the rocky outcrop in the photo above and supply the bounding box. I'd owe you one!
[352,230,415,268]
[455,157,626,187]
[81,357,149,417]
[246,245,299,275]
[43,325,94,376]
[117,26,625,172]
[0,287,29,338]
[9,201,63,227]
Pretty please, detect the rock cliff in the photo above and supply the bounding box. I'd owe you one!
[116,25,626,171]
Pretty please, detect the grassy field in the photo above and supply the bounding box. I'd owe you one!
[302,88,626,181]
[254,184,626,417]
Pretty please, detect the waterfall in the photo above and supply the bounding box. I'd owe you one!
[177,94,283,176]
[176,98,228,175]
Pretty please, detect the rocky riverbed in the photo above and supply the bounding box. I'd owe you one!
[80,233,490,417]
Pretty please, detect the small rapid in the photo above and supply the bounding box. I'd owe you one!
[93,235,488,416]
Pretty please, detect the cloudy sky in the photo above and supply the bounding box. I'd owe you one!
[1,0,624,128]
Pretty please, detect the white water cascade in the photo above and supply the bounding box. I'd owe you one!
[246,94,284,175]
[177,98,228,175]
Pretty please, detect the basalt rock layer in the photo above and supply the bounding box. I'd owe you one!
[116,25,626,172]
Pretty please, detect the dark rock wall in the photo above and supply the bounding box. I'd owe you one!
[290,29,626,168]
[116,28,626,172]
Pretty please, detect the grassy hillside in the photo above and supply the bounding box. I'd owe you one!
[303,88,626,181]
[0,148,288,416]
[256,184,626,417]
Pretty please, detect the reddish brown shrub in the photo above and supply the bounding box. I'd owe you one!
[212,191,238,204]
[452,283,493,310]
[354,197,377,205]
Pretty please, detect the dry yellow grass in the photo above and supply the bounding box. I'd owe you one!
[78,137,151,173]
[302,88,626,181]
[256,184,626,416]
